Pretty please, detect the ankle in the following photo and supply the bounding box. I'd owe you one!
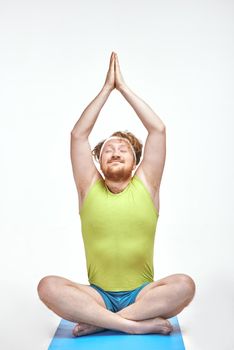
[126,320,140,334]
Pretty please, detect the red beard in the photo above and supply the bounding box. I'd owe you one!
[101,162,133,181]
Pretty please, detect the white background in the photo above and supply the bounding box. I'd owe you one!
[0,0,233,349]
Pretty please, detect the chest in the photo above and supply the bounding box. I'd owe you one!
[78,172,160,215]
[80,189,158,240]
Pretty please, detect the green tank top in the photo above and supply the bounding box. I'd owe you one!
[79,174,159,291]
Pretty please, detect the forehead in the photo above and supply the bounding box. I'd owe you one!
[103,139,130,148]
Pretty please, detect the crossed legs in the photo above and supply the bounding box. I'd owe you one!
[37,273,196,336]
[118,274,196,320]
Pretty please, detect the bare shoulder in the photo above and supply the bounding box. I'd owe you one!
[134,167,160,214]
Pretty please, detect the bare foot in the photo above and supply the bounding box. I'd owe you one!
[72,318,173,337]
[134,317,173,335]
[72,322,106,337]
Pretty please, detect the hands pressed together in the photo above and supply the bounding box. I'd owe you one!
[103,52,126,93]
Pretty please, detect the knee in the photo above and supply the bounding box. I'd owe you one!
[176,274,196,302]
[37,275,59,302]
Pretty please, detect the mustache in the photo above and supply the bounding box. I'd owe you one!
[108,159,123,163]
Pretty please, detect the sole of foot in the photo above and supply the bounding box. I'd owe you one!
[72,322,106,337]
[134,317,173,335]
[73,317,173,337]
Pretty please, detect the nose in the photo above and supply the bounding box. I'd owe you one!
[111,151,121,161]
[111,156,121,161]
[112,149,120,157]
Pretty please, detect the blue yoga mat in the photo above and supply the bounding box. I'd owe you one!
[48,316,185,349]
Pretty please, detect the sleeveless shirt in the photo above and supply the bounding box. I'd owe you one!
[79,175,159,291]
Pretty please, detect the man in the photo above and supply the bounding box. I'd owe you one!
[37,52,196,337]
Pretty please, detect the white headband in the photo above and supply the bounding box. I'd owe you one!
[99,136,136,164]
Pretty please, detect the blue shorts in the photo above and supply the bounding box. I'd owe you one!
[90,282,151,312]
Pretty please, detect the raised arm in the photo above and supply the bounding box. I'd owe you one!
[71,52,115,137]
[70,52,115,195]
[114,53,166,190]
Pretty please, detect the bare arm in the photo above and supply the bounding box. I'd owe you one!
[70,52,115,196]
[114,53,166,190]
[118,84,165,133]
[71,52,115,138]
[115,54,165,133]
[71,85,112,138]
[120,83,166,190]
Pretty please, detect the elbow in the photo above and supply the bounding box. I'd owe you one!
[70,130,81,139]
[71,130,78,138]
[70,130,88,140]
[154,124,166,133]
[158,124,166,133]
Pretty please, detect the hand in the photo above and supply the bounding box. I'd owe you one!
[103,52,115,92]
[114,53,126,91]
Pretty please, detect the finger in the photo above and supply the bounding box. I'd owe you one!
[115,54,120,69]
[108,52,114,68]
[110,55,115,72]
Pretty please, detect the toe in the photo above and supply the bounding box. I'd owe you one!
[76,329,89,337]
[72,324,80,337]
[165,320,173,333]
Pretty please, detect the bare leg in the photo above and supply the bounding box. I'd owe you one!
[74,274,195,336]
[37,276,135,334]
[38,274,195,337]
[118,274,196,321]
[37,276,173,336]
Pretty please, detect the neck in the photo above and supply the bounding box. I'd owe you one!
[104,176,132,193]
